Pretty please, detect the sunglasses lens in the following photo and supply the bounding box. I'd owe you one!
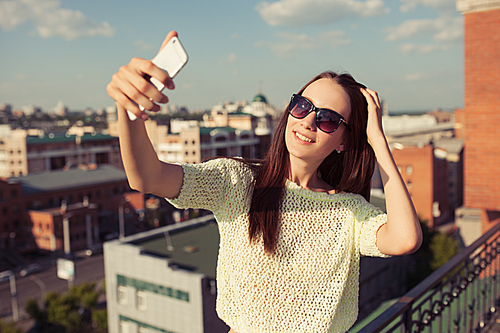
[316,110,341,133]
[289,96,311,118]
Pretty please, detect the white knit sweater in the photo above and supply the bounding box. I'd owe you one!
[168,158,389,333]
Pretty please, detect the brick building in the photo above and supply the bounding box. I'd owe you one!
[456,0,500,243]
[1,165,144,261]
[389,139,462,228]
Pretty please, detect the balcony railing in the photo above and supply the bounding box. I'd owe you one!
[358,222,500,333]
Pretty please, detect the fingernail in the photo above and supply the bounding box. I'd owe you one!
[167,81,175,89]
[141,113,148,120]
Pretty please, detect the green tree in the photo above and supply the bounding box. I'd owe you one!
[92,309,108,330]
[45,292,82,332]
[25,281,105,332]
[0,319,23,333]
[406,220,435,290]
[25,298,46,326]
[429,232,460,271]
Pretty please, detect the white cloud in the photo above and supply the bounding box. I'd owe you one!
[399,43,452,54]
[256,0,389,27]
[399,0,456,13]
[0,0,115,40]
[255,31,351,58]
[385,16,462,42]
[134,40,156,53]
[385,15,462,54]
[405,72,429,81]
[228,53,237,64]
[15,74,28,81]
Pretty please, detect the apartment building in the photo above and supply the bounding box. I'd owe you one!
[0,125,28,177]
[1,165,144,257]
[26,132,122,174]
[389,138,464,228]
[0,124,122,177]
[104,216,228,333]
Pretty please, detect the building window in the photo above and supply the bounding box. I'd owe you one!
[119,321,129,333]
[136,291,146,311]
[406,165,413,175]
[118,286,128,305]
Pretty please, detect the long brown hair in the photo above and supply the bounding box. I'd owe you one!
[248,71,376,253]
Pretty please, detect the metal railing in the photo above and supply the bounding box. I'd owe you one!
[358,222,500,333]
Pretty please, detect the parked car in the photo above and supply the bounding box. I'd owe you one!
[0,270,13,283]
[20,263,42,277]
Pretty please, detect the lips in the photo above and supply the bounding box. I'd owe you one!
[294,131,314,143]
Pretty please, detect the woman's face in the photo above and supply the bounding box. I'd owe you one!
[285,78,351,168]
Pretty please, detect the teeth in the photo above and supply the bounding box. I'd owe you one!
[295,132,313,143]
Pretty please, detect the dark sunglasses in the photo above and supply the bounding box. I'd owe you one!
[288,94,349,133]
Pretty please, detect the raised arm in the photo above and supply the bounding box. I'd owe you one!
[106,31,183,199]
[361,88,422,256]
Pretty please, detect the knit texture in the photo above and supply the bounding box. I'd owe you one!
[168,158,389,333]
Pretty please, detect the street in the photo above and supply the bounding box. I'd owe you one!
[0,254,105,322]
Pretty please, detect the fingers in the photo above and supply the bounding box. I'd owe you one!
[107,57,171,119]
[159,30,178,52]
[360,88,381,110]
[107,31,181,120]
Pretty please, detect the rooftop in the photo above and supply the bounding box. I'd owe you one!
[199,126,237,135]
[10,165,127,195]
[26,132,117,144]
[127,216,219,278]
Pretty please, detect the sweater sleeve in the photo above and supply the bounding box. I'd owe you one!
[355,198,391,258]
[166,158,232,212]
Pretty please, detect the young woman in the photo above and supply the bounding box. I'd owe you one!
[107,31,422,333]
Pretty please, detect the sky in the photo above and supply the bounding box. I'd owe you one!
[0,0,464,113]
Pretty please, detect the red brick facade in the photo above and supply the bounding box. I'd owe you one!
[392,145,451,228]
[462,6,500,231]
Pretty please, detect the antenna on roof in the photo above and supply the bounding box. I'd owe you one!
[164,231,174,252]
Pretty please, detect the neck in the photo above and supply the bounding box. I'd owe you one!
[288,155,334,193]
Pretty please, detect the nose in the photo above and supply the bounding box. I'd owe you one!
[300,112,317,131]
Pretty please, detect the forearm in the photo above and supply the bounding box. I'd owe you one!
[371,134,422,255]
[117,104,164,193]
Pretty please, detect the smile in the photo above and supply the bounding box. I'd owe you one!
[294,131,314,143]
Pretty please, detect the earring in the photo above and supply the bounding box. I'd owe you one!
[336,149,341,154]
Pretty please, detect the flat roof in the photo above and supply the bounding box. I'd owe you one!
[199,127,237,135]
[11,165,127,195]
[130,217,219,278]
[26,133,117,144]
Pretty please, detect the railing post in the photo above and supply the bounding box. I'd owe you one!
[403,307,412,333]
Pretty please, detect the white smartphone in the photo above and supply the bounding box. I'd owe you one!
[127,36,189,121]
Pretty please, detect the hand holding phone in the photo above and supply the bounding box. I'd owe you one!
[127,36,189,121]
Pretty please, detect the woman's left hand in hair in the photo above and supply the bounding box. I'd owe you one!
[361,88,385,146]
[360,87,422,256]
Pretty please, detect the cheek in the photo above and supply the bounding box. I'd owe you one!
[284,119,292,149]
[318,132,342,155]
